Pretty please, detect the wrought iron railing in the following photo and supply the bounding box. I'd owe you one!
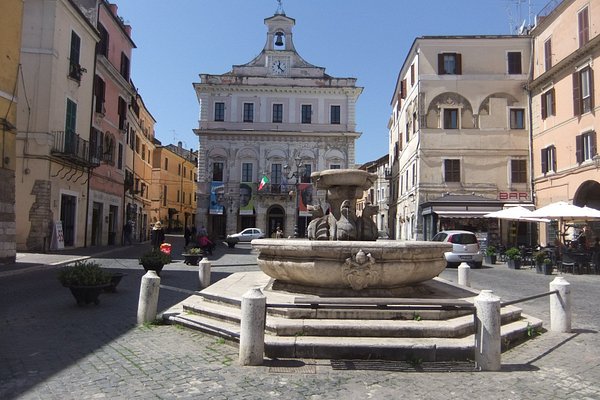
[51,130,100,168]
[256,183,296,195]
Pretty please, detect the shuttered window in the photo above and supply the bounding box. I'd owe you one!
[444,159,460,182]
[541,88,555,119]
[438,53,462,75]
[541,146,556,174]
[511,160,527,184]
[544,39,552,71]
[573,67,594,116]
[578,7,589,47]
[507,52,522,74]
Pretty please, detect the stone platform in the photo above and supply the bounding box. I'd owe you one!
[163,271,543,361]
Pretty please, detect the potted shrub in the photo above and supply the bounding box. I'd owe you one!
[105,271,127,293]
[57,261,112,306]
[182,246,204,265]
[139,249,172,276]
[484,246,497,265]
[534,251,547,274]
[505,247,522,269]
[541,257,553,275]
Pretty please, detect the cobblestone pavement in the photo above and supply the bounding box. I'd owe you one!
[1,238,599,399]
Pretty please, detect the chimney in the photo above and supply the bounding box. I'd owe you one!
[108,3,117,15]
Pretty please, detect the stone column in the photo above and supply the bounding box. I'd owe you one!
[458,262,470,287]
[550,276,571,333]
[198,258,211,289]
[239,287,266,366]
[474,289,501,371]
[137,270,161,324]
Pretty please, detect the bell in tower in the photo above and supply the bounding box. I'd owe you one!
[274,32,284,47]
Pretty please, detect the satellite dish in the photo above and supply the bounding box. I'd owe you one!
[518,19,527,35]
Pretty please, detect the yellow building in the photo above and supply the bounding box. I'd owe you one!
[0,0,22,263]
[151,143,197,232]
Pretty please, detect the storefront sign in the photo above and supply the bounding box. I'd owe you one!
[498,192,529,201]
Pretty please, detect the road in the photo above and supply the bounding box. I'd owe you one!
[1,237,599,399]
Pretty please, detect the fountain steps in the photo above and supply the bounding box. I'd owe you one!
[162,273,543,361]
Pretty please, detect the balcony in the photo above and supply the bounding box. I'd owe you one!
[256,183,296,197]
[51,130,100,168]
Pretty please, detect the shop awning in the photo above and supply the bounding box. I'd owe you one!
[434,210,495,219]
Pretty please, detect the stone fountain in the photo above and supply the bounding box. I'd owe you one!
[165,169,543,362]
[253,169,452,294]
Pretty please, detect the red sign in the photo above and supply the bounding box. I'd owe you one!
[498,192,529,201]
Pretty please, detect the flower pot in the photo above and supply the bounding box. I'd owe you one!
[142,264,164,277]
[182,253,203,265]
[67,284,110,306]
[485,255,497,265]
[105,272,126,293]
[508,259,521,269]
[541,264,553,275]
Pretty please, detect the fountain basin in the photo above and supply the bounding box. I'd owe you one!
[253,239,452,290]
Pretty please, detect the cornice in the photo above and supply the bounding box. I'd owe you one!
[193,128,360,140]
[96,56,136,96]
[195,84,362,97]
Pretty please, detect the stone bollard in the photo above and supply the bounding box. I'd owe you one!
[458,262,471,287]
[137,270,161,325]
[198,258,211,289]
[474,289,501,371]
[550,276,571,333]
[239,287,266,366]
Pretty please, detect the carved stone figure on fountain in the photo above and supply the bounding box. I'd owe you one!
[357,203,379,241]
[336,199,357,240]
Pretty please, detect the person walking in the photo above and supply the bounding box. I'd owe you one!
[150,221,165,250]
[123,220,133,245]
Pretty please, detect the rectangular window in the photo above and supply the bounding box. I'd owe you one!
[578,6,589,47]
[330,164,341,170]
[507,52,522,74]
[97,24,109,57]
[511,159,527,183]
[576,131,597,163]
[301,164,312,183]
[118,96,127,130]
[541,146,557,174]
[243,103,254,122]
[544,38,552,71]
[573,67,594,115]
[69,31,81,81]
[330,105,340,124]
[272,103,283,123]
[444,159,460,182]
[541,89,555,119]
[301,104,312,124]
[438,53,462,75]
[94,75,105,114]
[214,102,225,121]
[212,162,224,181]
[271,163,282,192]
[510,109,525,129]
[164,157,168,171]
[410,64,415,86]
[65,99,77,136]
[163,186,167,206]
[241,162,253,182]
[443,109,458,129]
[120,52,130,81]
[118,143,123,170]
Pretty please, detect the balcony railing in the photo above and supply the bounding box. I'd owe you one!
[256,183,296,196]
[51,130,100,168]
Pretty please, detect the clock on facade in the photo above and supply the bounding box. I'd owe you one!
[270,59,288,75]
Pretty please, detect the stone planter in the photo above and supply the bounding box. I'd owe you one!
[540,264,553,275]
[225,238,238,248]
[507,259,521,269]
[105,272,126,293]
[485,255,497,265]
[142,263,164,277]
[67,284,110,306]
[182,253,203,265]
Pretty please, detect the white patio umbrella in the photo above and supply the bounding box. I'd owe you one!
[529,201,600,221]
[484,206,550,222]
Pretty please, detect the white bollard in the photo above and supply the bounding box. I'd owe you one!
[137,270,161,325]
[239,287,267,366]
[458,262,471,287]
[474,289,501,371]
[199,258,211,289]
[550,276,571,333]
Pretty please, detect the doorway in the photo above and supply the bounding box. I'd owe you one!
[60,194,77,246]
[91,202,102,245]
[267,205,285,238]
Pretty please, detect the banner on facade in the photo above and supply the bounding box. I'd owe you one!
[209,182,225,215]
[50,220,65,250]
[240,183,255,215]
[298,183,313,217]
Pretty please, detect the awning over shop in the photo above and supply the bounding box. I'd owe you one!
[434,210,495,219]
[421,194,503,219]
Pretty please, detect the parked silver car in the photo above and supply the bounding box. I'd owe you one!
[226,228,265,242]
[431,230,483,268]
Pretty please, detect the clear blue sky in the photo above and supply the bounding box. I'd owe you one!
[116,0,546,164]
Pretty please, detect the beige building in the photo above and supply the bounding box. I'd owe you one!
[389,36,533,245]
[357,154,390,237]
[193,9,362,239]
[0,0,23,263]
[151,143,197,233]
[529,0,600,245]
[16,0,99,251]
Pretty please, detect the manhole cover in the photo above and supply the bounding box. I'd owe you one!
[330,359,477,373]
[267,359,317,374]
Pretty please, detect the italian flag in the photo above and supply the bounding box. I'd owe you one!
[258,175,269,190]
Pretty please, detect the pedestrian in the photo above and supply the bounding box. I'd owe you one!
[150,221,165,250]
[275,226,283,239]
[123,220,133,245]
[184,226,191,247]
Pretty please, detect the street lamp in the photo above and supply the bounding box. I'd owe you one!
[284,156,304,238]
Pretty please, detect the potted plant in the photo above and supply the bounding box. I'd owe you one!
[139,249,172,276]
[505,247,522,269]
[534,251,547,274]
[182,246,204,265]
[105,271,127,293]
[57,261,112,306]
[484,246,497,265]
[541,257,553,275]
